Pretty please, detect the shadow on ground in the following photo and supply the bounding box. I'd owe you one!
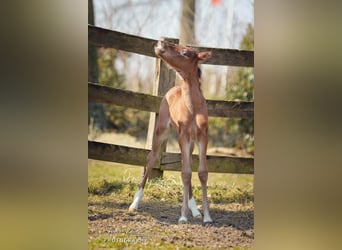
[88,199,253,232]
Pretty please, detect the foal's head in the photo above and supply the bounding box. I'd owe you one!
[154,40,211,80]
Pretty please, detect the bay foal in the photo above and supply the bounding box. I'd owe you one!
[129,40,213,225]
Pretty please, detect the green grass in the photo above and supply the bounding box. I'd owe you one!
[88,160,253,204]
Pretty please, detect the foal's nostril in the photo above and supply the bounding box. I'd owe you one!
[157,40,165,47]
[154,41,165,55]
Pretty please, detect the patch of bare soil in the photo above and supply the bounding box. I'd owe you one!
[88,197,254,249]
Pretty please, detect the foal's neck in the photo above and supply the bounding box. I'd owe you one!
[179,73,203,114]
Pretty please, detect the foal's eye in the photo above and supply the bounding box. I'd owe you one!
[180,49,190,57]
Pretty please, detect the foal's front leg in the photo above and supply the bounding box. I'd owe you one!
[178,138,193,223]
[188,182,202,218]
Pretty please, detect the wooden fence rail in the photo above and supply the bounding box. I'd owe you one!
[88,82,254,119]
[89,141,254,174]
[88,25,254,176]
[88,25,254,67]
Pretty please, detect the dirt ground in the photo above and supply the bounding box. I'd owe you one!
[88,197,254,249]
[88,133,254,249]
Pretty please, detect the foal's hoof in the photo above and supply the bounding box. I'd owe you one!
[128,205,138,212]
[202,217,214,227]
[178,216,188,224]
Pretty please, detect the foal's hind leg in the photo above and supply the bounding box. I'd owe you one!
[129,101,170,211]
[197,133,213,224]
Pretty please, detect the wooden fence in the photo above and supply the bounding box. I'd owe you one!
[88,25,254,177]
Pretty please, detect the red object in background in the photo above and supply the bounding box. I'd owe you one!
[211,0,223,6]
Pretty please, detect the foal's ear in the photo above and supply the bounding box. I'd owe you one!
[197,51,212,62]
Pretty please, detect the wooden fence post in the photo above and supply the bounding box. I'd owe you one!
[146,37,179,180]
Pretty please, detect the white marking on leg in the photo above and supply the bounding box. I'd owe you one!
[188,197,202,218]
[128,188,144,211]
[178,216,188,223]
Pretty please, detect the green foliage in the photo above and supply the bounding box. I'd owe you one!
[97,48,123,89]
[240,23,254,51]
[227,67,254,102]
[211,23,254,152]
[208,117,254,151]
[97,48,149,137]
[228,23,254,103]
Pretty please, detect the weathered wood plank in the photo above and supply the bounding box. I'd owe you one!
[88,25,156,58]
[88,82,161,113]
[88,141,254,174]
[88,25,254,67]
[161,152,254,174]
[88,141,149,166]
[195,46,254,66]
[206,99,254,119]
[88,83,253,119]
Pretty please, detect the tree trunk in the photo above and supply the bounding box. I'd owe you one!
[180,0,196,45]
[177,0,196,86]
